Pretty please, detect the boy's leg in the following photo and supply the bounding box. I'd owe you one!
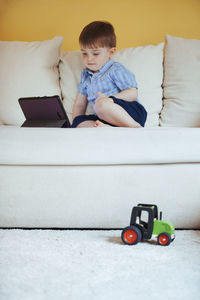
[94,97,141,128]
[72,114,98,128]
[76,120,96,128]
[94,120,111,127]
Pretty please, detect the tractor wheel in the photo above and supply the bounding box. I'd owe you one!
[157,232,171,246]
[121,226,142,245]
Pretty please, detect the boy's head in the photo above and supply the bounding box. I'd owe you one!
[79,21,116,72]
[79,21,116,49]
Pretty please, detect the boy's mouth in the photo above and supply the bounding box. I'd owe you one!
[87,63,97,69]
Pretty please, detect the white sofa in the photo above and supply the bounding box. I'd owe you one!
[0,35,200,229]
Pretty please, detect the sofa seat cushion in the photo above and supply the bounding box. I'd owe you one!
[1,126,200,166]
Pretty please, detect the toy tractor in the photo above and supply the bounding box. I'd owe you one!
[121,204,175,246]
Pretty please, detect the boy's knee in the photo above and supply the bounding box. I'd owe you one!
[94,97,113,118]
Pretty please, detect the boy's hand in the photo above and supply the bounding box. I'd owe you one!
[96,91,109,100]
[96,91,106,98]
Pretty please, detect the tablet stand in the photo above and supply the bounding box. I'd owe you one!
[21,120,70,128]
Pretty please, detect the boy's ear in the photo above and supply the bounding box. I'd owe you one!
[109,47,116,57]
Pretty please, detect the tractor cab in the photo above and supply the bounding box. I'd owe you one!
[130,204,158,239]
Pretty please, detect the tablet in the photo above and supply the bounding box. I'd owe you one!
[18,95,71,128]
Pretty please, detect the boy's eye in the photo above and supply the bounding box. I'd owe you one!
[82,53,87,56]
[93,53,99,56]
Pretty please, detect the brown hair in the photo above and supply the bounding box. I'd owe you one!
[79,21,116,48]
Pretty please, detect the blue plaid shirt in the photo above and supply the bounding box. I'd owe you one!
[78,59,138,110]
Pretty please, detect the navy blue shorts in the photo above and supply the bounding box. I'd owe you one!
[72,96,147,128]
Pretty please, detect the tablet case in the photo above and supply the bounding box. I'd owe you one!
[18,95,71,128]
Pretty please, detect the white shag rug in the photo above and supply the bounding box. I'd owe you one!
[0,230,199,300]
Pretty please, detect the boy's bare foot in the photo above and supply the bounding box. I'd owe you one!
[93,120,111,127]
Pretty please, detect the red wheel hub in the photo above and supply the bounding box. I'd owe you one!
[124,229,137,244]
[159,234,169,245]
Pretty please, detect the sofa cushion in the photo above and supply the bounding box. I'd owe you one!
[0,37,63,126]
[1,126,200,166]
[59,43,164,127]
[160,35,200,127]
[59,50,86,123]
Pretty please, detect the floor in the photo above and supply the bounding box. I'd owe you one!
[0,229,199,300]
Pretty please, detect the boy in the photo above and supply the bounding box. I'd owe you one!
[72,21,147,128]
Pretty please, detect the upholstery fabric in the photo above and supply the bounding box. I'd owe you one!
[1,126,200,165]
[160,35,200,127]
[0,163,200,228]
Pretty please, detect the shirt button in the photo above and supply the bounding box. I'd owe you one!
[101,78,104,81]
[93,76,96,79]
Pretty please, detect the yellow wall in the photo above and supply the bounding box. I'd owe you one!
[0,0,200,50]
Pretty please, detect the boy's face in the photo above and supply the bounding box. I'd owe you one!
[80,46,116,72]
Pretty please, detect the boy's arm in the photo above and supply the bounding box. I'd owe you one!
[72,93,88,120]
[112,87,138,102]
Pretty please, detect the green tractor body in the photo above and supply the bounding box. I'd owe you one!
[121,203,175,246]
[153,219,174,236]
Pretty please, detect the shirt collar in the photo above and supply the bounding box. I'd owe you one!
[86,59,114,77]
